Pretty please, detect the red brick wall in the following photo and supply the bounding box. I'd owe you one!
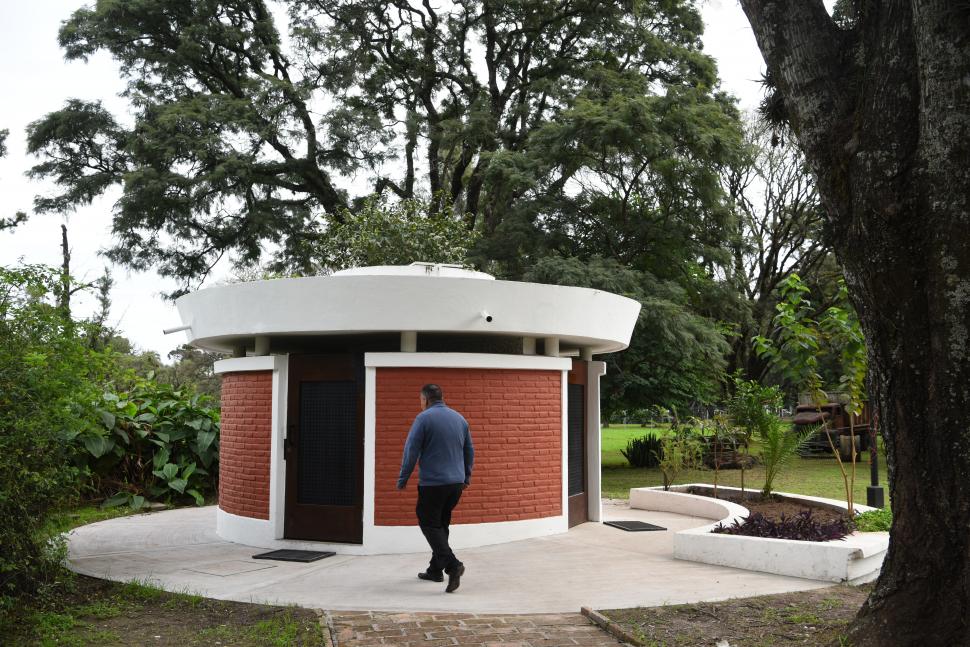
[219,371,272,520]
[374,368,563,526]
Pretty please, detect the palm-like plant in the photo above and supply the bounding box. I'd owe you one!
[760,418,815,497]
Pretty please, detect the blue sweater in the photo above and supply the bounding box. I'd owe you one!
[397,401,474,488]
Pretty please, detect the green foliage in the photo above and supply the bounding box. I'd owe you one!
[621,434,664,469]
[753,274,868,513]
[524,256,729,416]
[656,429,704,491]
[753,274,826,401]
[0,128,29,231]
[726,372,784,438]
[854,507,892,532]
[759,418,815,497]
[77,376,220,508]
[725,372,784,493]
[309,197,479,272]
[820,282,867,417]
[753,274,867,408]
[0,265,105,602]
[27,0,737,296]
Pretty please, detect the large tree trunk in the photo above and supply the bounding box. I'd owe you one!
[740,1,970,644]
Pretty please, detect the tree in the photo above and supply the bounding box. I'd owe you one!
[740,2,970,643]
[306,197,479,273]
[0,265,104,603]
[523,256,729,418]
[722,116,829,380]
[26,0,734,295]
[0,129,28,232]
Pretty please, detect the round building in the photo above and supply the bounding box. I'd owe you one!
[173,263,641,554]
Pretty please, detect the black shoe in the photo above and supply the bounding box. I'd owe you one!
[445,564,464,593]
[418,571,443,582]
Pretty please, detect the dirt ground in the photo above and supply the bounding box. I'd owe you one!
[601,584,871,647]
[6,574,326,646]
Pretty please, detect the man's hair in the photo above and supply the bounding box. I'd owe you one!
[421,383,443,403]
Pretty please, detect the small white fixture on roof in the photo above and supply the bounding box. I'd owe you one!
[332,262,495,280]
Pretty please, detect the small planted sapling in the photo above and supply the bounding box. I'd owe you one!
[754,275,867,514]
[654,420,703,491]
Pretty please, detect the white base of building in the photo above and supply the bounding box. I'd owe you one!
[216,507,569,555]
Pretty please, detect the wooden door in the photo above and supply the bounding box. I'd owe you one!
[285,354,364,543]
[567,360,588,527]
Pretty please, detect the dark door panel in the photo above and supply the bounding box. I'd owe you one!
[285,354,364,543]
[567,361,588,528]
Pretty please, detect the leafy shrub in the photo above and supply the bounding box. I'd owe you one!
[621,434,663,468]
[713,510,855,542]
[75,376,220,509]
[0,266,105,603]
[656,431,704,491]
[854,507,892,532]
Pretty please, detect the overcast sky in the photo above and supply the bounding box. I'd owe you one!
[0,0,769,360]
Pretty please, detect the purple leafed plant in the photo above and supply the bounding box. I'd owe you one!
[712,510,854,542]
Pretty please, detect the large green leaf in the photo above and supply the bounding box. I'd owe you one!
[167,478,188,494]
[161,463,179,480]
[82,434,115,458]
[98,409,116,430]
[130,495,146,510]
[152,446,170,469]
[101,492,130,509]
[187,489,205,506]
[196,430,217,453]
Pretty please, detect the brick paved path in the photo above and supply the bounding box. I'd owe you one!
[320,611,626,647]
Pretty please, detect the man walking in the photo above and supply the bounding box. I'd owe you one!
[397,384,474,593]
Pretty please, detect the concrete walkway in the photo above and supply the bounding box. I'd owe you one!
[66,501,831,614]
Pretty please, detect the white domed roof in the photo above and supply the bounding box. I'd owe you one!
[175,265,641,354]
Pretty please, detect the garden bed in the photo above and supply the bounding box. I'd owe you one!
[629,484,889,583]
[684,486,852,525]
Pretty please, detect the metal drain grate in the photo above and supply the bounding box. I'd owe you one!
[604,520,667,532]
[252,549,336,562]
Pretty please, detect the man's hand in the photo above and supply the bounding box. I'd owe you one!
[397,482,407,490]
[461,482,469,491]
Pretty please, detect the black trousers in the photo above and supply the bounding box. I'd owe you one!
[416,483,464,575]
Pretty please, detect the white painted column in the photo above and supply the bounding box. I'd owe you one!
[561,368,570,524]
[400,331,417,352]
[544,336,560,357]
[362,366,377,545]
[586,361,607,522]
[522,337,537,355]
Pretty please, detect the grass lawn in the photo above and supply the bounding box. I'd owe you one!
[601,424,889,503]
[601,424,671,467]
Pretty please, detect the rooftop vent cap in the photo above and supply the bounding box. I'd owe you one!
[332,263,495,280]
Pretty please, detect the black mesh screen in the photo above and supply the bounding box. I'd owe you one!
[298,381,359,506]
[568,383,585,496]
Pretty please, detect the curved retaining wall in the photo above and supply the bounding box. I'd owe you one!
[631,484,889,583]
